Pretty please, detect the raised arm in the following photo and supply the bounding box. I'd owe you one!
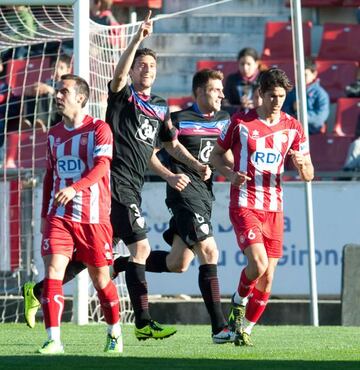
[110,11,153,93]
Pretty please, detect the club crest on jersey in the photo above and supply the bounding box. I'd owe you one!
[198,138,217,163]
[251,148,282,171]
[252,130,260,139]
[57,155,85,179]
[80,136,88,145]
[136,114,159,146]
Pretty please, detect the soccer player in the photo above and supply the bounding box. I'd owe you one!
[36,74,121,354]
[210,68,314,346]
[23,11,208,340]
[112,69,236,344]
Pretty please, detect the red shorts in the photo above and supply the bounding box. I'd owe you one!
[229,207,284,258]
[41,217,113,267]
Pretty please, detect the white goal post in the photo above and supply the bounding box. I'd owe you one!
[0,0,135,325]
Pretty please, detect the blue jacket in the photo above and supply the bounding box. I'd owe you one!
[283,79,330,134]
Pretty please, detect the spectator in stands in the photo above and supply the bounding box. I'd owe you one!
[343,115,360,173]
[23,54,72,131]
[90,0,119,26]
[283,58,330,135]
[223,47,263,115]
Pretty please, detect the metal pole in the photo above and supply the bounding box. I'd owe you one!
[73,0,89,325]
[290,0,319,326]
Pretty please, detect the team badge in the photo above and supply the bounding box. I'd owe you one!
[198,138,217,163]
[80,136,88,145]
[199,223,210,235]
[252,130,259,139]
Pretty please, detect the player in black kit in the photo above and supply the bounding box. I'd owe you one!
[23,11,209,341]
[113,69,236,344]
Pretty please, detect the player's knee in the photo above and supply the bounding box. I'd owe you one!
[167,259,190,273]
[251,258,269,278]
[197,240,218,264]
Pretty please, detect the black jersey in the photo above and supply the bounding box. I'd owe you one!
[167,104,230,201]
[106,83,175,198]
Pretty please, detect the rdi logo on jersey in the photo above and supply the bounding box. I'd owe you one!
[251,149,282,170]
[57,155,85,179]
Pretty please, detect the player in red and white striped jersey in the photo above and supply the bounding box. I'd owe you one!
[37,74,122,354]
[210,68,314,346]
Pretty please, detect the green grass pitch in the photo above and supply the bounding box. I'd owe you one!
[0,324,359,370]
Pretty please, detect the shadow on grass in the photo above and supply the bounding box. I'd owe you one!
[0,357,359,370]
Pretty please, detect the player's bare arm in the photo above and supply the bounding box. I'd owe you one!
[110,10,153,93]
[163,139,211,181]
[148,149,191,192]
[210,143,251,187]
[288,149,314,182]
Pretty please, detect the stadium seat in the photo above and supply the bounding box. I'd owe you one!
[262,21,312,61]
[6,57,52,97]
[342,0,360,7]
[112,0,162,8]
[309,134,353,171]
[167,96,193,111]
[285,0,342,6]
[333,97,360,137]
[261,59,295,83]
[318,23,360,62]
[196,60,237,81]
[316,60,358,102]
[5,128,47,169]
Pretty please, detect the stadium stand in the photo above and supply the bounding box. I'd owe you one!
[167,96,193,111]
[316,60,359,102]
[5,57,52,97]
[333,97,360,136]
[113,0,162,8]
[195,60,237,81]
[5,128,47,169]
[318,23,360,62]
[309,135,353,171]
[261,21,312,61]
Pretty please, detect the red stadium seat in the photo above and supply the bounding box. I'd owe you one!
[196,60,238,81]
[167,96,193,111]
[112,0,162,8]
[6,57,52,97]
[262,21,312,61]
[285,0,342,6]
[333,97,360,136]
[309,135,353,171]
[5,128,47,169]
[261,59,295,83]
[342,0,360,7]
[318,23,360,62]
[316,60,358,102]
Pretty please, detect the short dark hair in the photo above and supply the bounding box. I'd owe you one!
[61,74,90,107]
[131,48,157,68]
[304,57,317,73]
[237,47,259,62]
[192,69,224,97]
[259,68,293,94]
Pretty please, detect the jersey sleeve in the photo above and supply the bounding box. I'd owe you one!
[41,136,54,218]
[290,120,310,156]
[93,120,113,159]
[217,113,238,151]
[158,112,177,143]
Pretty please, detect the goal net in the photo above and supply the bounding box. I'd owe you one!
[0,4,138,325]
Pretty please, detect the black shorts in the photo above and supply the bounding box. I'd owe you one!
[164,198,213,248]
[110,189,148,246]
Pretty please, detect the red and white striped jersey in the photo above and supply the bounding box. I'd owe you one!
[44,115,113,224]
[217,109,309,212]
